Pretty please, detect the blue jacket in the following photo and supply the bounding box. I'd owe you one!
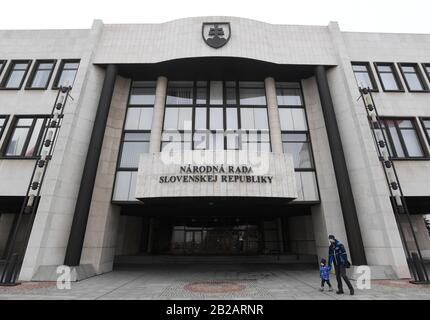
[328,240,349,267]
[319,265,331,280]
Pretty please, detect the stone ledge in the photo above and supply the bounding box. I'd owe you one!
[31,264,97,282]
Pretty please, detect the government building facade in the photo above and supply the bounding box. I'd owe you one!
[0,17,429,282]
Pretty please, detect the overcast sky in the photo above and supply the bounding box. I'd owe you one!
[1,0,429,33]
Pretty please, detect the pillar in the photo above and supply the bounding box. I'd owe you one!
[149,76,168,153]
[314,65,367,265]
[264,77,283,154]
[64,64,117,266]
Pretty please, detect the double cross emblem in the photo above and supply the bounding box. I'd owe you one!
[202,22,231,49]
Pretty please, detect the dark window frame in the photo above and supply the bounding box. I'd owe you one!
[112,82,156,203]
[128,81,157,106]
[25,59,57,90]
[117,130,151,171]
[421,63,430,84]
[0,60,32,90]
[162,80,271,152]
[351,61,379,92]
[0,115,10,141]
[374,62,405,92]
[420,117,430,148]
[397,63,429,92]
[0,60,6,78]
[52,59,80,89]
[117,81,155,171]
[276,81,320,203]
[275,82,306,107]
[378,117,429,160]
[0,115,50,159]
[281,130,315,170]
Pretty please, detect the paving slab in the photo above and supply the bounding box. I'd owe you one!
[0,264,429,300]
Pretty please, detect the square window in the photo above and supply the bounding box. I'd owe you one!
[279,108,307,131]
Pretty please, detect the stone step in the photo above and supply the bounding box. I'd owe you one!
[114,254,318,265]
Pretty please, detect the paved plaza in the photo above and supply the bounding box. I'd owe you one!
[0,264,429,300]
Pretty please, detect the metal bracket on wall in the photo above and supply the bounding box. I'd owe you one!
[0,86,72,286]
[358,87,430,284]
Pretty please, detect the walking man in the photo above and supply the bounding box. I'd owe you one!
[328,234,354,295]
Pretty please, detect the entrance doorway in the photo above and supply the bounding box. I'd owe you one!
[175,218,261,255]
[113,201,318,262]
[149,216,282,255]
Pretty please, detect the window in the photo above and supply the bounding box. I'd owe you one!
[113,81,156,202]
[119,133,150,169]
[423,64,430,83]
[163,107,193,131]
[276,82,303,106]
[125,82,155,131]
[374,63,404,92]
[53,60,80,88]
[238,82,266,105]
[166,81,193,105]
[277,81,319,202]
[351,62,378,91]
[2,116,48,157]
[398,63,429,92]
[421,118,430,146]
[112,171,138,202]
[0,116,9,141]
[281,133,313,169]
[279,108,307,131]
[26,60,56,89]
[161,81,270,153]
[0,60,31,89]
[0,60,6,77]
[129,81,156,105]
[378,118,426,158]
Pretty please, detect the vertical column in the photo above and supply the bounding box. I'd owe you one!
[314,65,367,265]
[264,77,283,154]
[64,64,117,266]
[149,76,168,153]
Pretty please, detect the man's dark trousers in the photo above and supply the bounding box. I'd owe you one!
[335,264,354,292]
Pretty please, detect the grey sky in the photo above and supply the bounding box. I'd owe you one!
[1,0,429,33]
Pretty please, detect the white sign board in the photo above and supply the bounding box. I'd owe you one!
[135,150,297,200]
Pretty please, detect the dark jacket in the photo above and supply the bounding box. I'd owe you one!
[319,265,331,280]
[328,240,348,267]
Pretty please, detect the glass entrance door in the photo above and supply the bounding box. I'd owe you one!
[170,217,269,255]
[184,230,203,254]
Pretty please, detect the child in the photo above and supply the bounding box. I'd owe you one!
[319,258,333,292]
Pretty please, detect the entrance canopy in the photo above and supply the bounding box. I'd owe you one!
[98,57,319,81]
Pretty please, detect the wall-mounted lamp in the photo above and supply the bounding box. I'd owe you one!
[44,130,53,147]
[50,113,60,127]
[31,171,42,190]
